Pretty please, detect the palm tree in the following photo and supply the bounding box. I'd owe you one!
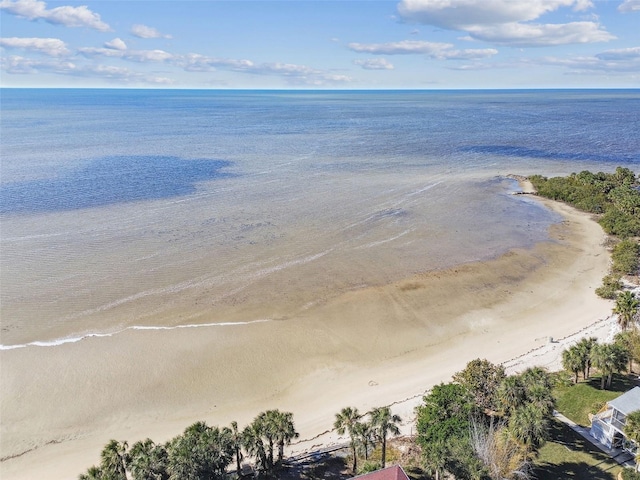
[127,438,169,480]
[507,403,549,452]
[562,346,583,383]
[273,411,298,464]
[370,406,402,468]
[591,343,628,389]
[519,367,554,416]
[242,423,267,475]
[614,331,637,373]
[615,291,640,331]
[334,406,362,473]
[496,375,525,417]
[576,337,598,379]
[254,411,277,470]
[625,411,640,471]
[78,466,103,480]
[167,421,234,480]
[230,421,243,477]
[354,420,375,461]
[100,439,128,480]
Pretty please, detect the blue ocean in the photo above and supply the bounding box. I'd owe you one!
[1,89,639,347]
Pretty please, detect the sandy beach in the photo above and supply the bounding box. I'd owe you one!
[0,189,615,479]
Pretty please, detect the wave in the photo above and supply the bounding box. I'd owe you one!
[0,319,272,351]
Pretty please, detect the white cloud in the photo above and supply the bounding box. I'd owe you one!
[79,47,174,63]
[595,46,640,61]
[0,0,110,31]
[348,40,497,60]
[1,53,174,84]
[466,21,615,46]
[396,0,612,46]
[398,0,592,27]
[131,24,172,39]
[86,64,174,84]
[618,0,640,12]
[177,53,255,72]
[534,47,640,73]
[438,48,498,59]
[349,40,452,55]
[0,36,69,56]
[1,54,76,74]
[104,38,127,51]
[244,62,352,85]
[354,58,395,70]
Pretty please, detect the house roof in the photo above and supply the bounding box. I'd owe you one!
[609,386,640,416]
[351,465,410,480]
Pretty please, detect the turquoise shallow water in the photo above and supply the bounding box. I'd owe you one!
[1,89,638,346]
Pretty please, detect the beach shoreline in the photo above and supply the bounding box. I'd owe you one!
[0,179,616,479]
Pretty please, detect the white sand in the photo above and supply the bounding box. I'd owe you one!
[0,192,616,479]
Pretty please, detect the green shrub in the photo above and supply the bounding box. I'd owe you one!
[612,239,640,276]
[596,274,624,299]
[600,208,640,238]
[621,468,640,480]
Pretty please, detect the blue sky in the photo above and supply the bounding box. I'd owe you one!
[1,0,639,88]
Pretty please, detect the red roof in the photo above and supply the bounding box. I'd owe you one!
[351,465,410,480]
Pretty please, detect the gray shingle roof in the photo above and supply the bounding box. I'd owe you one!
[608,386,640,416]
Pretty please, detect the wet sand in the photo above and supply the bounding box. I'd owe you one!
[0,193,613,479]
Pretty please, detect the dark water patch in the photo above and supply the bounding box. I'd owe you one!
[462,145,640,164]
[0,156,235,215]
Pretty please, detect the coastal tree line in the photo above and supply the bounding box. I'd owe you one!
[528,167,640,299]
[78,405,404,480]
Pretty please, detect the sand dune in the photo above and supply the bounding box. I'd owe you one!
[0,194,613,479]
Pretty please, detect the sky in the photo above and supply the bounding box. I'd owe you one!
[0,0,639,89]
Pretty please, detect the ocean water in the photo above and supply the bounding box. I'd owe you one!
[1,89,639,347]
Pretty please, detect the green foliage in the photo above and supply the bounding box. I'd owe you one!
[78,466,104,480]
[508,403,550,451]
[370,406,402,469]
[358,460,380,474]
[529,168,640,238]
[596,274,624,299]
[334,406,362,473]
[562,346,583,383]
[612,239,640,276]
[127,439,169,480]
[167,421,234,480]
[100,440,128,480]
[624,411,640,444]
[242,409,298,476]
[599,208,640,237]
[615,291,640,331]
[453,358,506,413]
[416,383,476,477]
[622,468,640,480]
[591,343,629,389]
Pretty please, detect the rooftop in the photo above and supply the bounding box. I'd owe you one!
[608,386,640,417]
[351,465,410,480]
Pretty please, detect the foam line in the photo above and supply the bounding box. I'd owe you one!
[0,319,272,351]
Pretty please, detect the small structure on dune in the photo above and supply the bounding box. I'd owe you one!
[350,465,410,480]
[590,386,640,454]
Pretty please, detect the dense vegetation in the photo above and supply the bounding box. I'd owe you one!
[79,409,299,480]
[416,359,555,480]
[528,167,640,299]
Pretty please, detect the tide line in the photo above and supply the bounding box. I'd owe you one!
[0,319,272,351]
